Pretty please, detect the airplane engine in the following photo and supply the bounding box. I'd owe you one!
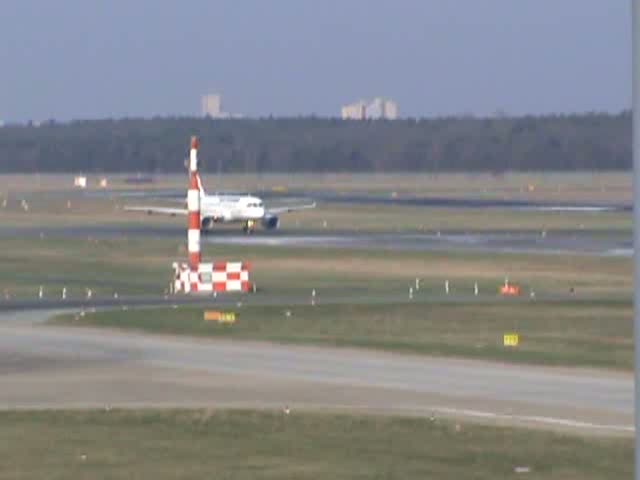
[201,217,213,230]
[261,215,280,230]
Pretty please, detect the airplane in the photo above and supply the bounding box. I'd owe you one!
[124,172,316,234]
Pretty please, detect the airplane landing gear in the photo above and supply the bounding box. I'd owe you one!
[243,219,256,234]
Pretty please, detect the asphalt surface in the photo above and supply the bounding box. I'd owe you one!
[202,230,632,257]
[84,188,633,211]
[8,186,632,256]
[0,305,632,436]
[1,225,632,257]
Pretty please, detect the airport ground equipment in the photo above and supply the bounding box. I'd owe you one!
[172,137,252,294]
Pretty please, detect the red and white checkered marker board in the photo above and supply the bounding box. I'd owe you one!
[173,262,251,293]
[172,136,252,295]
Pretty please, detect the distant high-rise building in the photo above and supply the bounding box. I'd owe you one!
[366,99,382,119]
[381,99,398,120]
[201,94,223,118]
[341,97,398,120]
[200,93,243,119]
[341,100,368,120]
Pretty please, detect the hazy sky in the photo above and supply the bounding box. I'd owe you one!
[0,0,631,121]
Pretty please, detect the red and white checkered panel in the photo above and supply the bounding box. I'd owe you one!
[172,262,251,294]
[171,137,252,296]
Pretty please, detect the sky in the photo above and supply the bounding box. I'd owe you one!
[0,0,631,121]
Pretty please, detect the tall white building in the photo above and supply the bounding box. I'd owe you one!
[201,94,223,118]
[341,97,398,120]
[381,99,398,119]
[341,100,368,120]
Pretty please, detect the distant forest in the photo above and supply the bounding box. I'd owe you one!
[0,113,631,173]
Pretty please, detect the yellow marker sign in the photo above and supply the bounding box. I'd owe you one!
[503,334,519,347]
[204,311,237,324]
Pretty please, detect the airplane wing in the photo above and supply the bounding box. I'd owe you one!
[124,206,188,216]
[266,202,317,215]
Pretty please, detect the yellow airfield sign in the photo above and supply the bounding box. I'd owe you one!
[204,311,237,324]
[503,333,519,347]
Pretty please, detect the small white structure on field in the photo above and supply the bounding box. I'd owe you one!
[74,176,87,189]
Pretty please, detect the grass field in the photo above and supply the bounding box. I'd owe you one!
[0,172,631,204]
[1,174,633,371]
[0,234,631,300]
[52,299,633,369]
[0,172,632,233]
[0,409,631,479]
[0,195,631,233]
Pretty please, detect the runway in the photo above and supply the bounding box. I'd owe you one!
[202,231,632,257]
[84,188,632,212]
[2,225,632,257]
[0,307,632,435]
[8,185,632,257]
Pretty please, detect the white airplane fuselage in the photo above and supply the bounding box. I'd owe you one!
[199,194,268,231]
[125,169,314,233]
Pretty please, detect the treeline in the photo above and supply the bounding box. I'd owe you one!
[0,113,631,173]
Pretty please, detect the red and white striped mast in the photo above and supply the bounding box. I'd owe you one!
[187,136,201,291]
